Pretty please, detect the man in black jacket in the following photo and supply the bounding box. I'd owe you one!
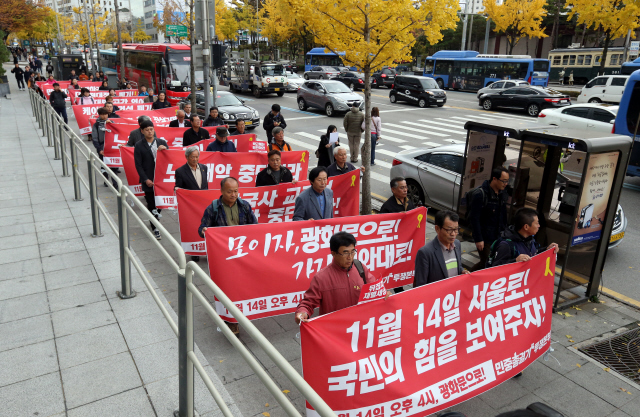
[104,102,120,118]
[68,70,78,81]
[255,150,295,187]
[91,108,119,189]
[203,106,224,127]
[49,83,68,123]
[11,64,25,91]
[127,116,156,146]
[380,177,415,214]
[134,120,168,240]
[263,104,286,143]
[182,115,209,147]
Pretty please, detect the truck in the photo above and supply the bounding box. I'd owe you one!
[221,50,289,98]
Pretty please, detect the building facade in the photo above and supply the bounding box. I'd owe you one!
[143,0,165,42]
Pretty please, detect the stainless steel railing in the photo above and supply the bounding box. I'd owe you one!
[28,89,336,417]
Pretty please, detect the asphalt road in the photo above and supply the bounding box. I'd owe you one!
[224,84,640,304]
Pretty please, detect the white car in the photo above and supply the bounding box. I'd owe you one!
[538,104,618,134]
[285,71,304,92]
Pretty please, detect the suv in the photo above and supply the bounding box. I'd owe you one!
[297,80,364,116]
[389,75,447,108]
[577,75,629,104]
[372,67,397,88]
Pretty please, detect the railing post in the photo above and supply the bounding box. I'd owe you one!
[87,154,103,237]
[46,108,53,147]
[69,135,83,201]
[117,190,136,299]
[53,114,61,160]
[60,122,69,176]
[176,266,194,417]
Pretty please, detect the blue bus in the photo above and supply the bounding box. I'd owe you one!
[304,48,356,71]
[423,51,550,91]
[98,49,118,75]
[614,69,640,176]
[622,57,640,75]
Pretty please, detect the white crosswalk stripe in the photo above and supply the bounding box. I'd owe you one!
[399,145,416,150]
[415,119,469,133]
[436,117,465,124]
[404,120,466,135]
[289,133,393,169]
[423,141,443,148]
[385,122,449,138]
[328,129,406,143]
[451,116,484,122]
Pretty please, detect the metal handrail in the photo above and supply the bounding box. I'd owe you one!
[28,89,337,417]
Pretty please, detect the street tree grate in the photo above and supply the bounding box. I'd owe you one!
[579,327,640,384]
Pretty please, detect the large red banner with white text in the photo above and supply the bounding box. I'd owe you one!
[70,89,139,100]
[154,150,309,208]
[205,207,427,321]
[72,104,155,135]
[72,95,147,106]
[120,146,144,196]
[300,250,555,417]
[37,81,102,100]
[176,170,361,255]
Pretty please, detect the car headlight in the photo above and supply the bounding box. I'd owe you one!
[222,112,230,120]
[426,91,434,95]
[253,110,259,118]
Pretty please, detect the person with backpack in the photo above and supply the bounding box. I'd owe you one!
[49,83,68,123]
[467,166,510,271]
[486,208,558,268]
[295,231,390,324]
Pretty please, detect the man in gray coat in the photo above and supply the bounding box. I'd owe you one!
[414,210,468,287]
[293,167,334,221]
[342,102,364,163]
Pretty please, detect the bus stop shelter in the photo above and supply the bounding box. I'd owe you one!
[460,118,632,310]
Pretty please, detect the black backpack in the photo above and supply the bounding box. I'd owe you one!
[486,238,518,268]
[463,186,487,221]
[352,259,367,284]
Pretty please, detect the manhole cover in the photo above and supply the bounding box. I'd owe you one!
[579,326,640,384]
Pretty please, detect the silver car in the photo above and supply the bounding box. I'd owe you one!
[476,79,529,99]
[297,80,364,116]
[304,66,341,80]
[285,72,304,92]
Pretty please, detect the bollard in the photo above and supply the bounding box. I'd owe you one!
[69,135,82,201]
[116,192,136,299]
[87,155,103,237]
[176,267,194,417]
[60,123,69,177]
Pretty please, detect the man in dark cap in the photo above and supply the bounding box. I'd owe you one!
[206,127,237,152]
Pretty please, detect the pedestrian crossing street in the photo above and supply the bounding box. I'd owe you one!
[285,111,535,185]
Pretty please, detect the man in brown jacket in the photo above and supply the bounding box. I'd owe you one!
[342,103,364,163]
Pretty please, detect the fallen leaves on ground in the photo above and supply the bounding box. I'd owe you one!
[262,413,270,417]
[576,364,581,368]
[282,390,290,394]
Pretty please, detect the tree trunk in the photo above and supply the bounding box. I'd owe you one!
[361,11,371,216]
[600,30,611,75]
[579,23,587,47]
[189,0,196,110]
[550,3,559,50]
[114,0,125,86]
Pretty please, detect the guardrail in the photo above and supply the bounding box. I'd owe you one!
[28,89,336,417]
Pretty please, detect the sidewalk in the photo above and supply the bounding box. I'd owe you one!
[0,67,240,416]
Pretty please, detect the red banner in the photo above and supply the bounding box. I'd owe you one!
[300,250,555,417]
[205,207,427,321]
[176,170,361,255]
[37,81,102,100]
[72,104,155,135]
[154,149,309,208]
[69,89,139,100]
[120,146,144,196]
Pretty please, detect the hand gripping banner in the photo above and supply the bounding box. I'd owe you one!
[176,170,361,255]
[120,146,144,196]
[301,250,555,417]
[205,207,427,322]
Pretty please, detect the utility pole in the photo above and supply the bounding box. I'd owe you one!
[128,0,135,41]
[114,0,126,86]
[201,0,211,111]
[623,29,632,65]
[82,2,95,71]
[210,0,217,106]
[51,0,63,54]
[460,1,470,51]
[467,0,475,51]
[88,0,101,72]
[483,18,490,54]
[256,0,259,59]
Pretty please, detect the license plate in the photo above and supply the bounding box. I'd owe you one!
[610,231,625,243]
[274,88,280,91]
[437,99,444,103]
[561,99,569,103]
[245,121,252,125]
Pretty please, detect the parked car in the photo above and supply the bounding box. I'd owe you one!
[180,91,260,129]
[279,60,298,73]
[394,64,413,74]
[476,79,530,99]
[304,66,341,80]
[372,67,397,88]
[285,72,304,92]
[538,104,618,134]
[479,86,571,117]
[297,80,364,116]
[332,66,350,73]
[389,75,447,108]
[332,71,367,91]
[576,75,629,104]
[390,143,626,248]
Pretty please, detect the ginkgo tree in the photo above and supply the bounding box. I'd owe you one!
[567,0,640,74]
[282,0,459,214]
[483,0,548,54]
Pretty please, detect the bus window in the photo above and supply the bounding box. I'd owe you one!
[486,61,502,78]
[473,61,486,76]
[585,55,592,65]
[552,56,561,65]
[595,55,602,65]
[518,63,529,78]
[435,60,452,75]
[424,59,434,74]
[626,82,640,135]
[533,60,549,72]
[503,62,518,78]
[577,55,584,65]
[569,55,576,65]
[562,55,569,65]
[610,55,618,65]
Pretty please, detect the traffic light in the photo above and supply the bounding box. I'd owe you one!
[212,44,228,69]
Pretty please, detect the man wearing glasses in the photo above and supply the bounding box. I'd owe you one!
[414,210,469,287]
[468,166,510,270]
[295,231,389,323]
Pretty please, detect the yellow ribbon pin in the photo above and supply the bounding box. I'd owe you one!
[351,175,356,186]
[300,152,306,162]
[417,214,424,228]
[545,257,553,276]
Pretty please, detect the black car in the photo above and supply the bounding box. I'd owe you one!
[372,67,396,88]
[389,75,447,108]
[180,91,260,129]
[332,71,367,91]
[280,61,298,73]
[479,86,571,117]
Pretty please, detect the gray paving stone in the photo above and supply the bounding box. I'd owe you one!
[0,313,53,353]
[514,359,565,392]
[51,300,116,337]
[119,311,176,350]
[31,200,70,213]
[56,323,128,369]
[44,263,99,290]
[0,291,49,324]
[620,394,640,415]
[0,273,46,301]
[0,244,40,265]
[30,192,67,205]
[74,213,96,227]
[42,249,93,273]
[110,289,170,322]
[478,377,530,409]
[0,232,37,251]
[0,371,66,417]
[67,386,156,417]
[35,216,77,233]
[47,280,107,312]
[39,237,86,257]
[0,222,35,239]
[0,339,59,387]
[564,363,639,408]
[534,374,617,417]
[606,411,634,417]
[131,338,209,386]
[0,197,30,209]
[222,373,283,417]
[0,205,32,217]
[0,257,43,282]
[436,397,496,417]
[37,225,82,244]
[0,213,33,227]
[61,351,142,409]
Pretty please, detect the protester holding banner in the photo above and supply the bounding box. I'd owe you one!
[203,107,224,127]
[182,115,208,146]
[78,70,89,81]
[263,104,287,143]
[268,127,292,152]
[49,83,68,124]
[255,150,294,187]
[293,167,333,221]
[169,110,192,128]
[182,103,192,118]
[380,177,415,214]
[151,91,172,110]
[229,119,246,135]
[295,231,386,323]
[76,88,95,105]
[205,127,237,152]
[127,116,157,146]
[104,96,120,111]
[45,74,56,86]
[326,147,365,177]
[138,85,149,96]
[415,210,467,288]
[68,79,80,91]
[104,102,120,119]
[92,108,119,189]
[134,120,168,240]
[198,177,258,237]
[99,80,110,91]
[68,70,78,81]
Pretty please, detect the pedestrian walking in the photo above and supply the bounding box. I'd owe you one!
[569,71,574,86]
[91,107,119,189]
[182,115,209,147]
[49,83,68,124]
[76,87,95,105]
[126,116,157,146]
[45,62,54,77]
[316,125,339,168]
[263,104,286,143]
[343,103,364,163]
[11,64,25,91]
[362,106,381,165]
[151,91,171,109]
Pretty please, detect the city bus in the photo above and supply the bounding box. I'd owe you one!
[548,47,628,85]
[98,49,118,75]
[613,69,640,176]
[423,50,550,91]
[622,56,640,75]
[304,48,356,71]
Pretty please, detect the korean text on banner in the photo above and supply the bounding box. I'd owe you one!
[120,147,144,196]
[72,95,147,106]
[72,104,154,135]
[204,207,427,322]
[175,170,361,255]
[70,89,139,100]
[300,250,555,417]
[154,150,309,208]
[37,81,103,100]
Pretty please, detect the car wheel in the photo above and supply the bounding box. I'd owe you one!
[436,79,444,89]
[325,103,334,117]
[437,104,444,107]
[390,94,397,103]
[527,103,540,117]
[418,98,427,108]
[588,97,602,103]
[252,86,261,98]
[406,180,425,207]
[304,74,309,80]
[482,99,493,110]
[349,83,354,91]
[277,91,284,97]
[298,97,307,111]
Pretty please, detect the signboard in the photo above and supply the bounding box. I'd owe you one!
[630,41,639,55]
[461,131,497,207]
[167,24,188,37]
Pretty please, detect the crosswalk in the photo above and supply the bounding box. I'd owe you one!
[285,112,535,187]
